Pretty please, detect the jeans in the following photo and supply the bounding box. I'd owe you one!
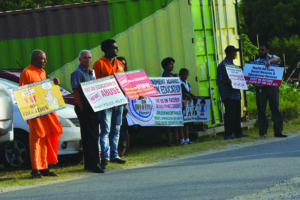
[99,106,123,160]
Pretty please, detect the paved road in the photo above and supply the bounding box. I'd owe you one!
[1,134,300,200]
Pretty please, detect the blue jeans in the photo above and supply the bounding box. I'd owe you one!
[99,106,123,160]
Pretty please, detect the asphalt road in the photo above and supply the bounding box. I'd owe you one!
[1,134,300,200]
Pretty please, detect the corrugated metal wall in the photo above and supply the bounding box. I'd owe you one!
[191,0,245,126]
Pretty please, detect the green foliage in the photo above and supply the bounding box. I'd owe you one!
[269,35,300,66]
[241,33,258,63]
[0,0,91,12]
[247,82,300,121]
[239,0,300,65]
[240,0,300,42]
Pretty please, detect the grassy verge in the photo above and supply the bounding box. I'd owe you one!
[1,118,300,190]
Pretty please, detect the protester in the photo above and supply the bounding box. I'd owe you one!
[93,39,126,168]
[161,57,183,146]
[254,43,287,137]
[19,50,63,178]
[179,68,194,144]
[217,45,248,140]
[71,50,104,173]
[117,56,128,72]
[118,108,129,157]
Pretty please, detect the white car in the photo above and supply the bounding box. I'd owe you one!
[0,83,14,146]
[0,78,82,169]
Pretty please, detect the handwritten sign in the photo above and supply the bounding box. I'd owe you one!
[243,63,284,87]
[183,97,210,123]
[13,78,66,120]
[81,75,128,112]
[225,65,248,90]
[126,77,183,126]
[114,69,159,100]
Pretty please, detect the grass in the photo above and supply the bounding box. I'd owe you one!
[1,118,300,190]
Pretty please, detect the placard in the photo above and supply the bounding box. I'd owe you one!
[126,77,183,126]
[13,78,66,120]
[81,75,128,112]
[114,69,159,100]
[183,97,210,123]
[243,63,284,87]
[225,65,248,90]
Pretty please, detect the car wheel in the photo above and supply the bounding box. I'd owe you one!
[1,131,31,169]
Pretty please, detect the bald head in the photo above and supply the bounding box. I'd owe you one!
[30,50,47,69]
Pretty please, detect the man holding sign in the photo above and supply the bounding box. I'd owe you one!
[93,39,126,168]
[19,50,63,178]
[71,50,104,173]
[254,43,286,138]
[217,45,248,140]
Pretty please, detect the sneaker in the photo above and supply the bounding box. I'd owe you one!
[110,158,126,164]
[236,134,249,138]
[181,142,187,145]
[100,159,109,169]
[224,135,235,140]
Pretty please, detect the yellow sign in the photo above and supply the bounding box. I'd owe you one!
[13,78,66,120]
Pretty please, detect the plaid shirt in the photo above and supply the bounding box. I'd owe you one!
[217,58,241,102]
[255,54,280,66]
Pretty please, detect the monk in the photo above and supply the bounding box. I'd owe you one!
[19,50,63,178]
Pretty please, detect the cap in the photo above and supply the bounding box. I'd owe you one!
[225,45,240,54]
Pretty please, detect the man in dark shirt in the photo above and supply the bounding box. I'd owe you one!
[217,45,248,140]
[71,50,104,173]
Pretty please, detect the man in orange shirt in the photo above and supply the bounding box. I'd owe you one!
[19,50,63,178]
[93,39,126,168]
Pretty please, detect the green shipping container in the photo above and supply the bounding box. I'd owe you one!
[0,0,247,127]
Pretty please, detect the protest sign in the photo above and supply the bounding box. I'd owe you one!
[243,63,284,87]
[13,78,66,120]
[126,77,183,126]
[225,65,248,90]
[114,69,159,100]
[81,75,128,112]
[183,97,210,123]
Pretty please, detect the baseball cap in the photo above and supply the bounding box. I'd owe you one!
[225,45,240,54]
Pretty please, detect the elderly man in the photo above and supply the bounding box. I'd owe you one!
[93,39,126,168]
[217,45,248,140]
[255,43,287,138]
[19,50,63,178]
[71,50,104,173]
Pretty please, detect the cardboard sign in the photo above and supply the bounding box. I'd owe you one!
[243,63,284,87]
[13,78,66,120]
[183,97,210,123]
[126,77,183,126]
[225,65,248,90]
[81,75,128,112]
[114,69,159,100]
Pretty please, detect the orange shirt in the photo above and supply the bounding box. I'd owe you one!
[93,56,125,79]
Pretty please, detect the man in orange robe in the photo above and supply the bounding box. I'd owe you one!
[19,50,63,178]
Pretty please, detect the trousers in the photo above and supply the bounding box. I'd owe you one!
[223,99,242,138]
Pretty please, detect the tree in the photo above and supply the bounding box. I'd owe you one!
[0,0,89,12]
[239,0,300,65]
[241,33,258,63]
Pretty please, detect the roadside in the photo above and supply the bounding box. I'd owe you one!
[1,122,300,198]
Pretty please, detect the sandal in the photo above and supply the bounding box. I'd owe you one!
[40,169,59,177]
[31,170,43,178]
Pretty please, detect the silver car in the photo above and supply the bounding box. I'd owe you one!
[0,78,82,169]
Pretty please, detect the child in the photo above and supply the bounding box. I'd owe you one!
[118,108,130,157]
[179,68,195,144]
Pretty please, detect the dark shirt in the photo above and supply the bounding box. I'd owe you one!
[119,117,128,141]
[217,58,241,102]
[162,70,175,77]
[71,65,95,107]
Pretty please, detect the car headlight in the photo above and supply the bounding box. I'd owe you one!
[57,115,73,127]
